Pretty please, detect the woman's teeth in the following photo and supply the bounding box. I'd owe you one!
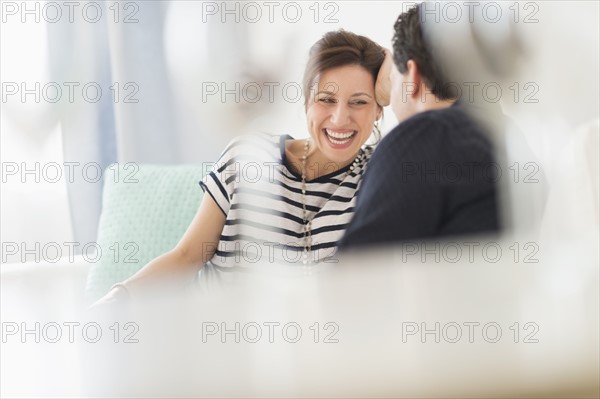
[325,129,356,145]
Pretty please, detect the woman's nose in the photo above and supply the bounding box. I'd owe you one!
[329,103,351,125]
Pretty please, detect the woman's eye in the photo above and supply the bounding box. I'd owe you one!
[351,100,368,105]
[319,98,335,103]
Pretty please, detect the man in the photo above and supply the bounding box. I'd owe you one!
[339,4,499,248]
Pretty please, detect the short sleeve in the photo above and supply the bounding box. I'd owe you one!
[199,138,242,216]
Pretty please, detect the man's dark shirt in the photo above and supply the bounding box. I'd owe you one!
[339,102,499,248]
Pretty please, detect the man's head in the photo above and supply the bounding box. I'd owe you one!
[390,4,455,122]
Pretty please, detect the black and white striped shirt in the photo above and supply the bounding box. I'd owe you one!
[199,133,373,267]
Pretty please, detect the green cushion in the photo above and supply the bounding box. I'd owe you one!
[85,164,204,302]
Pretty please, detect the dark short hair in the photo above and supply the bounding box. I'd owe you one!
[392,4,455,100]
[303,29,385,109]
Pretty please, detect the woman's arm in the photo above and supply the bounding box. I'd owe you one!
[93,194,226,305]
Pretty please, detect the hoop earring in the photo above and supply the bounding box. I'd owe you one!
[372,119,382,144]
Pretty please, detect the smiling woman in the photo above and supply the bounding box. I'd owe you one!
[300,64,381,176]
[303,30,385,161]
[92,29,386,306]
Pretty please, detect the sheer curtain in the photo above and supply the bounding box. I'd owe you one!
[43,1,254,244]
[0,2,250,249]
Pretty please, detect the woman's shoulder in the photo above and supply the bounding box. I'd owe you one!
[219,133,292,160]
[225,132,286,147]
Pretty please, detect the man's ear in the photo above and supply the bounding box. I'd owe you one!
[405,60,422,99]
[375,48,393,106]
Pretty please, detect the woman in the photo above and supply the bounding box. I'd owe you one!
[94,30,386,305]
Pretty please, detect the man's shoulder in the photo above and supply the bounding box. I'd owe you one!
[381,104,493,154]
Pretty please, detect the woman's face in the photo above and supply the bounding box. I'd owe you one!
[306,64,381,165]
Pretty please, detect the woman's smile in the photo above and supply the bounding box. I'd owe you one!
[322,128,358,147]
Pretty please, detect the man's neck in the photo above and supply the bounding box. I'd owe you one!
[414,96,455,114]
